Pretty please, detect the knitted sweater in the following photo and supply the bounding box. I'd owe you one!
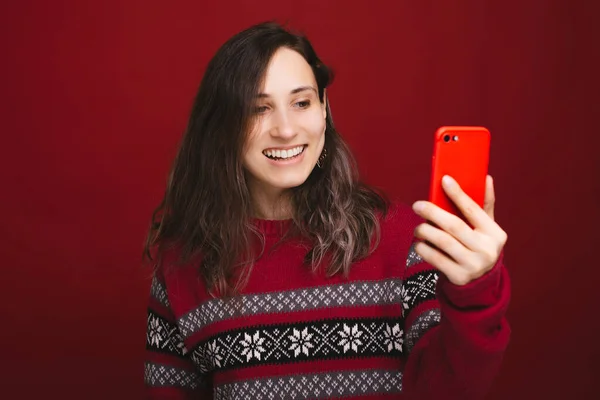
[144,202,511,399]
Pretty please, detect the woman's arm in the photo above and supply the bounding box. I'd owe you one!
[144,269,208,399]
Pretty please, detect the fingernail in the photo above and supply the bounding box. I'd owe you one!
[413,201,425,212]
[442,175,454,187]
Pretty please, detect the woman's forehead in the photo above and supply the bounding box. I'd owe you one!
[260,48,317,95]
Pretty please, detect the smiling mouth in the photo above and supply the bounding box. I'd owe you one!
[262,145,306,160]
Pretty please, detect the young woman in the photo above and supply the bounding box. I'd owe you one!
[144,22,510,399]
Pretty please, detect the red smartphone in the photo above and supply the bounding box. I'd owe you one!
[428,126,490,220]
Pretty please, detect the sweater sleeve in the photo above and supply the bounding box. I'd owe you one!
[400,241,511,399]
[144,268,209,399]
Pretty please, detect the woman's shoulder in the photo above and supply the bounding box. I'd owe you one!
[150,243,214,312]
[381,199,424,232]
[358,201,419,266]
[369,199,424,260]
[152,241,202,280]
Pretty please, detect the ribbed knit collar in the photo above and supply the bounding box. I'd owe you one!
[250,218,293,236]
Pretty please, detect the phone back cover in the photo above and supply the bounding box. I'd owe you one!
[429,126,490,217]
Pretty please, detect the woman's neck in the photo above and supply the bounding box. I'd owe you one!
[249,185,293,220]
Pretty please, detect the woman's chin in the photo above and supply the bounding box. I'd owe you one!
[266,173,312,191]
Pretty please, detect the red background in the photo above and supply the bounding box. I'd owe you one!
[1,1,598,398]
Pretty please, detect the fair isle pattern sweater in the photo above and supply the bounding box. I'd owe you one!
[144,202,511,399]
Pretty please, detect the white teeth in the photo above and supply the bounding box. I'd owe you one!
[263,145,305,160]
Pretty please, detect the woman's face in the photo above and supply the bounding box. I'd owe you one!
[243,47,327,200]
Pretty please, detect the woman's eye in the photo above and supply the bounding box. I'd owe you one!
[295,100,310,108]
[254,106,269,114]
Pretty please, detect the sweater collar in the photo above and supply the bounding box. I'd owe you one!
[250,218,293,236]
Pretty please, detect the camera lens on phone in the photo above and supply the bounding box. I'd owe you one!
[443,135,450,142]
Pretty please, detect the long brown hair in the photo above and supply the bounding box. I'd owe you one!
[144,21,389,296]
